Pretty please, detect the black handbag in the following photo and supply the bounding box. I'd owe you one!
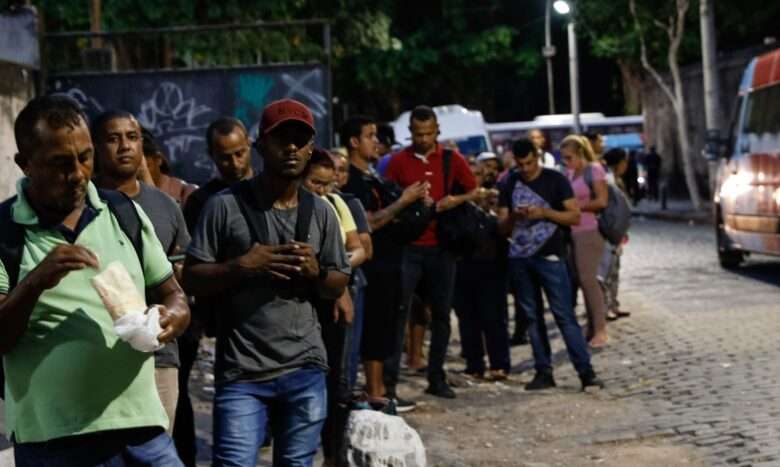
[368,174,434,245]
[436,150,495,257]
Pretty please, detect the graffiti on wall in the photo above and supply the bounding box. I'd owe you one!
[50,64,330,184]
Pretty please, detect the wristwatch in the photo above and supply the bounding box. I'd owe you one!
[317,267,328,281]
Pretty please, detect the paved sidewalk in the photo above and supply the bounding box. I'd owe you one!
[632,198,713,225]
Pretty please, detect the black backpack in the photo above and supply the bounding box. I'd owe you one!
[436,150,497,257]
[0,189,144,400]
[230,178,315,248]
[583,165,632,245]
[365,173,433,245]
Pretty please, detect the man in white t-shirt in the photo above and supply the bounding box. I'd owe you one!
[528,129,557,169]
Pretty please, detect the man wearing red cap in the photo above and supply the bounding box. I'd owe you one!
[183,99,351,466]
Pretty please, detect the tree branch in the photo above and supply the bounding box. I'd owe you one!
[629,0,676,106]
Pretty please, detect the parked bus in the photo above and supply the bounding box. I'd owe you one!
[714,47,780,268]
[486,113,644,154]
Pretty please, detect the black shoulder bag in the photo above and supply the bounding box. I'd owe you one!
[436,150,496,258]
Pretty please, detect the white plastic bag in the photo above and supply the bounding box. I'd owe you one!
[91,261,163,352]
[113,306,163,353]
[343,410,426,467]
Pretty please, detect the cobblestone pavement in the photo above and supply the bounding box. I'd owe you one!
[592,218,780,466]
[384,218,778,467]
[1,218,778,467]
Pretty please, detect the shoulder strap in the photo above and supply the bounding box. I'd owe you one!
[442,149,453,195]
[0,196,24,291]
[98,189,144,266]
[295,187,314,243]
[324,194,343,222]
[230,179,269,244]
[231,180,314,245]
[583,164,596,200]
[0,191,144,292]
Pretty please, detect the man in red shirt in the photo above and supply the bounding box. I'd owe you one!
[384,105,477,398]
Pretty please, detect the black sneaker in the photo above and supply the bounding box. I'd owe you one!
[425,381,456,399]
[391,397,417,413]
[580,370,604,391]
[384,390,416,413]
[524,372,556,391]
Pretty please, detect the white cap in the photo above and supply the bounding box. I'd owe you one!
[476,151,498,162]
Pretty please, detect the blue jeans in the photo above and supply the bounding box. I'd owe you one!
[348,284,365,388]
[508,256,592,376]
[14,427,183,467]
[212,367,327,467]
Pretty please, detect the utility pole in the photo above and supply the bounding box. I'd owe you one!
[543,0,557,115]
[568,19,581,133]
[700,0,722,197]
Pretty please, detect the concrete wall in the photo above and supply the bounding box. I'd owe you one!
[0,62,34,200]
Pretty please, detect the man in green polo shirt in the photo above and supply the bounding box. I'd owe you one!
[0,95,190,466]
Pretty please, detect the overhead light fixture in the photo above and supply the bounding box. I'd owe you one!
[553,0,571,14]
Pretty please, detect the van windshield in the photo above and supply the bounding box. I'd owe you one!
[744,85,780,152]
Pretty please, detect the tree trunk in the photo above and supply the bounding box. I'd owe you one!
[668,28,702,209]
[618,60,643,114]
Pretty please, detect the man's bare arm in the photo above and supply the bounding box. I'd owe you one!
[368,181,427,231]
[150,276,191,343]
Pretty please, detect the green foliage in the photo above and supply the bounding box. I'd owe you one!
[579,0,780,71]
[36,0,544,118]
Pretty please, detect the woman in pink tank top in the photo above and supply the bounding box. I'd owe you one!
[561,135,610,348]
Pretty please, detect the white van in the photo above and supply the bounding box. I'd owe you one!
[391,105,492,157]
[714,47,780,268]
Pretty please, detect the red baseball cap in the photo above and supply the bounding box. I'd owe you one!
[260,99,316,135]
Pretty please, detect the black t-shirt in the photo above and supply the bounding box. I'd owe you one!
[342,164,403,264]
[499,168,574,258]
[343,164,379,212]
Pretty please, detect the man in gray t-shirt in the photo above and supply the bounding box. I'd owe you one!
[183,99,350,466]
[131,182,190,370]
[92,110,191,435]
[133,182,190,257]
[187,187,348,383]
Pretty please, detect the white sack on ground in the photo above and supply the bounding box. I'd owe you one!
[343,409,426,467]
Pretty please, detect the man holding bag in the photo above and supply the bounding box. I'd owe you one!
[0,95,189,466]
[384,105,477,399]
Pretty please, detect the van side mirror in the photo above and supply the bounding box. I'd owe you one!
[703,130,729,160]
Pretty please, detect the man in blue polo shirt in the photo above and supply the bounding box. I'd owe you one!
[0,95,190,466]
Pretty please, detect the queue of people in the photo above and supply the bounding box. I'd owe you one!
[0,94,632,467]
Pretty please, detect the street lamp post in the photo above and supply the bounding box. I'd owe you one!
[543,0,557,115]
[554,0,581,134]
